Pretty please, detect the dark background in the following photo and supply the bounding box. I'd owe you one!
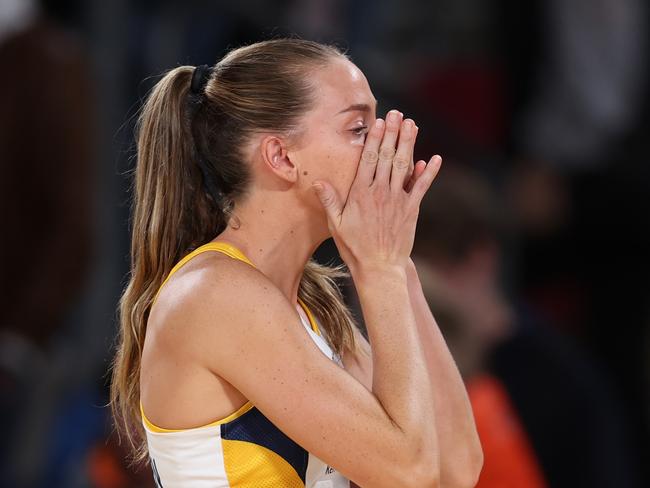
[1,0,648,486]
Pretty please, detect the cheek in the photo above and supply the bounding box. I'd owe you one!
[329,144,363,191]
[309,138,361,184]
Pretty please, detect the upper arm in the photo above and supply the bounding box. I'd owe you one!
[341,324,376,488]
[182,260,415,488]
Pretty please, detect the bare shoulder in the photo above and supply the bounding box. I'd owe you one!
[147,251,280,352]
[140,251,291,429]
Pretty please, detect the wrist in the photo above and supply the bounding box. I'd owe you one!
[405,256,417,273]
[351,262,408,286]
[405,256,419,279]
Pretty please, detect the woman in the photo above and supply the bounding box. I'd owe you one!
[111,39,482,488]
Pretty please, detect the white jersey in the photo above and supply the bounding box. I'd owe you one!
[141,241,350,488]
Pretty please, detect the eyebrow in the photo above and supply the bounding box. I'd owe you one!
[336,101,377,115]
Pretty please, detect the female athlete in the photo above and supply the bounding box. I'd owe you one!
[111,39,482,488]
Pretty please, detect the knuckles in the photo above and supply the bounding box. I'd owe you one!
[379,147,396,160]
[393,157,409,170]
[362,150,379,164]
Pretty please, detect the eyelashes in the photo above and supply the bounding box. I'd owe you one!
[350,125,369,137]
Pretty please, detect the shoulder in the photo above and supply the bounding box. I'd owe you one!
[148,251,288,356]
[156,250,278,312]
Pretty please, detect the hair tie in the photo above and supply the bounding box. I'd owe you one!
[189,64,223,209]
[190,64,213,95]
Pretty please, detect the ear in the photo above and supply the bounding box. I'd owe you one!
[260,135,298,184]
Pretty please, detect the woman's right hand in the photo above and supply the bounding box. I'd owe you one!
[312,110,442,278]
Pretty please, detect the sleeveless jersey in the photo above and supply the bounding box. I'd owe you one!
[141,241,351,488]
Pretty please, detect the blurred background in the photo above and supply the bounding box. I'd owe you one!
[1,0,649,487]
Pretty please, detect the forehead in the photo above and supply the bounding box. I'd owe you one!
[310,58,376,114]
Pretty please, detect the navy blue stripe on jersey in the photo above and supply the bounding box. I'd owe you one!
[220,406,308,483]
[151,457,164,488]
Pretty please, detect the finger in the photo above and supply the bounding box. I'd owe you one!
[390,119,416,194]
[374,110,402,185]
[312,180,343,229]
[404,160,427,193]
[353,118,385,188]
[409,155,443,204]
[402,161,421,193]
[403,124,419,185]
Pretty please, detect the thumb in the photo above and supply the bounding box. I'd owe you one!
[312,180,343,226]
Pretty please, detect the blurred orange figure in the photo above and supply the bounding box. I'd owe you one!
[468,375,547,488]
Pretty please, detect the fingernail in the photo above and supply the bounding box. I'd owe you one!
[375,118,384,129]
[388,110,399,121]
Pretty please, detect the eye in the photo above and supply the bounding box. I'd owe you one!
[350,125,369,137]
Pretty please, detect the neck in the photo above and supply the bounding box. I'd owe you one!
[213,190,327,306]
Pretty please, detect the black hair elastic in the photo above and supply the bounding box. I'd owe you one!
[190,64,213,95]
[189,64,224,208]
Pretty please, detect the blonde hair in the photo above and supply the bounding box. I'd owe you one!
[110,39,360,461]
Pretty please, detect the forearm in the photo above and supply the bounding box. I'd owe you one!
[353,265,438,463]
[405,258,483,487]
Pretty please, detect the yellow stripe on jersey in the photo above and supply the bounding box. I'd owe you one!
[222,439,305,488]
[140,400,254,433]
[297,296,321,336]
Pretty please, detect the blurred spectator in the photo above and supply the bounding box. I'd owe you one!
[415,260,549,488]
[0,0,93,368]
[0,0,94,485]
[501,1,650,480]
[412,165,547,487]
[412,165,641,487]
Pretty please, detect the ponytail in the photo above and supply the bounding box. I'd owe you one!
[110,66,228,461]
